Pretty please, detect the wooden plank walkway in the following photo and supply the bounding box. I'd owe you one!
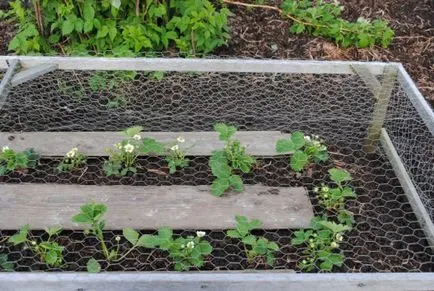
[0,184,313,230]
[0,131,289,156]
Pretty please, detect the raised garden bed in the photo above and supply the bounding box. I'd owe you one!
[0,57,432,290]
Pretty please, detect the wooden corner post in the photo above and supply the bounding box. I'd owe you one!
[360,64,398,153]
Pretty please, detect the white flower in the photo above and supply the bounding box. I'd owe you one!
[330,242,339,248]
[124,143,135,153]
[304,136,311,142]
[171,145,179,151]
[322,186,329,192]
[181,244,185,249]
[116,143,123,150]
[336,234,343,242]
[31,241,37,246]
[313,187,319,193]
[115,236,121,242]
[186,241,195,249]
[196,231,206,238]
[133,134,141,141]
[66,147,78,158]
[2,146,10,152]
[177,136,185,143]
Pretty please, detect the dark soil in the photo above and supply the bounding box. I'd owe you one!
[216,0,434,105]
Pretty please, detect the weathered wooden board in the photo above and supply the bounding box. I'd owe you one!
[0,131,290,157]
[0,184,313,230]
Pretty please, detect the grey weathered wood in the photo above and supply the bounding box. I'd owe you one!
[351,64,381,99]
[380,129,434,248]
[363,65,398,153]
[0,59,19,109]
[0,131,290,157]
[0,272,433,291]
[0,56,393,75]
[0,184,313,230]
[11,63,58,87]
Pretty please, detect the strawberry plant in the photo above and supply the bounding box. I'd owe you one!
[276,132,328,172]
[227,216,279,265]
[0,146,39,176]
[8,225,64,267]
[57,147,87,173]
[165,136,189,174]
[314,168,356,213]
[292,217,350,272]
[209,123,256,196]
[141,228,213,271]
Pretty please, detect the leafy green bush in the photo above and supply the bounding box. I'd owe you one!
[8,0,230,55]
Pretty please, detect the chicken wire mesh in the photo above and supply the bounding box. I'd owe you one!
[0,60,432,273]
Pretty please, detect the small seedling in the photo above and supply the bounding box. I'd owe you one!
[142,228,213,271]
[276,132,328,172]
[57,147,87,173]
[0,146,39,175]
[209,123,256,196]
[165,136,189,174]
[227,215,279,265]
[314,168,356,212]
[8,225,64,267]
[72,202,117,264]
[292,217,351,272]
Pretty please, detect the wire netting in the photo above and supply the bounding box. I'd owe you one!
[0,64,432,272]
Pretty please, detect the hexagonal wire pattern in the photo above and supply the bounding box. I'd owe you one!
[0,63,432,272]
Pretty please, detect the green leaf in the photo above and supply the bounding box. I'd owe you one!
[123,228,139,245]
[290,150,309,172]
[45,226,62,237]
[141,138,164,155]
[211,178,230,197]
[8,224,30,245]
[242,235,256,246]
[214,123,237,141]
[209,151,231,178]
[137,235,158,248]
[226,229,241,239]
[276,139,297,153]
[44,250,59,266]
[83,1,95,21]
[87,258,101,273]
[319,221,351,233]
[291,132,306,149]
[62,20,75,36]
[267,241,279,251]
[229,175,243,192]
[198,241,213,255]
[329,168,352,184]
[341,187,356,198]
[291,230,307,245]
[158,227,173,240]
